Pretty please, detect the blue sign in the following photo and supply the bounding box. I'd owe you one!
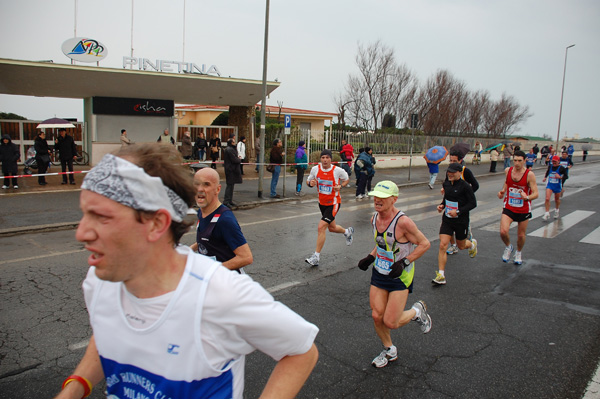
[285,114,291,128]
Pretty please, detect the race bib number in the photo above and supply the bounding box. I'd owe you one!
[549,174,560,184]
[508,188,524,208]
[445,200,459,218]
[317,178,334,195]
[374,246,394,275]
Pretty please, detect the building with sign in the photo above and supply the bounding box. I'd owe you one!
[175,104,336,132]
[0,58,279,164]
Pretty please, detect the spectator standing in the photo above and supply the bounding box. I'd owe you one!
[540,145,549,165]
[567,144,575,161]
[236,136,247,175]
[179,131,193,160]
[1,134,20,189]
[157,129,175,145]
[209,133,221,169]
[222,138,242,208]
[355,147,374,199]
[269,138,284,198]
[583,149,588,162]
[295,140,308,196]
[120,129,133,147]
[503,143,513,169]
[54,128,78,185]
[34,131,51,185]
[339,139,354,177]
[532,143,539,163]
[55,144,318,399]
[190,167,253,272]
[366,147,377,193]
[489,148,499,173]
[194,132,208,161]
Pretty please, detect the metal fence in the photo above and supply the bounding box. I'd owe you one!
[260,128,544,165]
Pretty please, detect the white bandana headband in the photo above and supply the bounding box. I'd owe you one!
[82,154,188,222]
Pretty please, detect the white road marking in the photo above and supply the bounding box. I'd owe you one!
[267,281,302,293]
[68,339,90,351]
[581,226,600,245]
[528,210,596,238]
[0,249,87,265]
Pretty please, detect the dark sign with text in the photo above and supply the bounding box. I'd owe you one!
[93,97,174,117]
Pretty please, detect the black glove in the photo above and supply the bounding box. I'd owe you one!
[388,257,411,279]
[357,254,375,271]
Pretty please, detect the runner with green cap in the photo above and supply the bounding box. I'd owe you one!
[357,180,433,368]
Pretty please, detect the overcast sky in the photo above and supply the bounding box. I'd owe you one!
[1,0,599,140]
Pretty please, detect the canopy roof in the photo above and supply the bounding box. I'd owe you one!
[0,58,279,106]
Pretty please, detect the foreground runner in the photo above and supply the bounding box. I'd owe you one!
[357,181,432,368]
[305,149,354,266]
[56,144,319,399]
[433,163,478,285]
[497,150,539,265]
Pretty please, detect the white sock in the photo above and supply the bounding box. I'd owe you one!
[438,270,445,277]
[314,252,320,259]
[344,228,350,236]
[411,306,421,320]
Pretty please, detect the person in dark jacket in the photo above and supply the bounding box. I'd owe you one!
[223,138,242,208]
[194,132,208,161]
[269,138,284,198]
[34,131,51,185]
[209,133,221,169]
[1,134,20,189]
[355,147,374,199]
[54,128,78,184]
[432,163,478,285]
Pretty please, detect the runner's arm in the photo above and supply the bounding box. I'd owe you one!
[396,217,431,262]
[54,336,104,399]
[259,343,318,399]
[221,243,253,271]
[526,172,539,201]
[498,169,509,199]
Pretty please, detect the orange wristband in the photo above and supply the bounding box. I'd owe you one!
[62,375,92,398]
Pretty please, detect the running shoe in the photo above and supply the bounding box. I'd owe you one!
[554,209,560,219]
[468,239,478,258]
[542,212,550,221]
[13,185,18,189]
[432,272,446,285]
[305,254,319,267]
[428,184,433,189]
[502,244,514,263]
[1,185,8,189]
[446,245,458,255]
[356,194,365,200]
[345,227,354,246]
[514,251,522,265]
[371,345,398,368]
[412,300,432,333]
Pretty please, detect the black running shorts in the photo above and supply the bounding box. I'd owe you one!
[439,217,470,241]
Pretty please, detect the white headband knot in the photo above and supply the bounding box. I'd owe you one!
[82,154,188,222]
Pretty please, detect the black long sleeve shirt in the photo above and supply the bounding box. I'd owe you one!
[440,178,477,220]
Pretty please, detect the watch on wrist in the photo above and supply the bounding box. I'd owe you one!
[402,257,411,267]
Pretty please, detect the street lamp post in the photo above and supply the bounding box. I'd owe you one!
[258,0,270,198]
[556,44,575,150]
